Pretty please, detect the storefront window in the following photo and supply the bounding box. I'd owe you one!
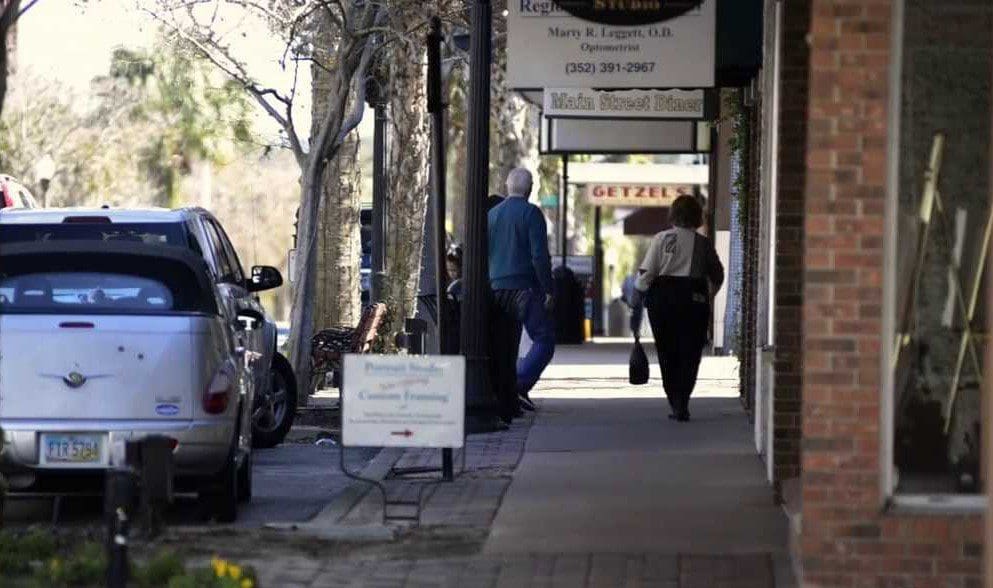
[890,0,992,496]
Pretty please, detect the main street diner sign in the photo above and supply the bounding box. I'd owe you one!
[585,184,687,208]
[551,0,706,26]
[342,355,465,449]
[507,0,715,89]
[544,88,706,119]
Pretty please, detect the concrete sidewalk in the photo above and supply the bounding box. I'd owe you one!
[237,345,795,587]
[483,346,794,585]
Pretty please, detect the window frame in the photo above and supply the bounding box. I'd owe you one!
[881,0,986,512]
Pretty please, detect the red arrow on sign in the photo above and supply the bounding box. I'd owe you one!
[391,430,414,438]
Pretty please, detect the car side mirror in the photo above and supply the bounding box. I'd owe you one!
[248,265,283,293]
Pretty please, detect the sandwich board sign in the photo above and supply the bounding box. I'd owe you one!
[342,355,465,449]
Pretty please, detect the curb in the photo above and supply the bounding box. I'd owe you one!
[309,447,405,526]
[262,447,405,541]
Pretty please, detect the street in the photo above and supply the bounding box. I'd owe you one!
[3,443,378,528]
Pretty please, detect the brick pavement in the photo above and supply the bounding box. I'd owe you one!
[232,354,789,588]
[253,553,775,588]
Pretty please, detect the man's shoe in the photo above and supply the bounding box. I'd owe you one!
[676,411,690,422]
[520,397,536,412]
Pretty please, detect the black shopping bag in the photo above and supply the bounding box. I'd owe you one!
[629,337,649,385]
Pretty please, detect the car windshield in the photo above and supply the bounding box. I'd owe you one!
[0,222,188,246]
[0,273,175,312]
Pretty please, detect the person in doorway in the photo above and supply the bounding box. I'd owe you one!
[631,195,723,422]
[488,170,555,423]
[445,243,463,302]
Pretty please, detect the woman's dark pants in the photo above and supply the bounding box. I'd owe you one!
[646,280,709,417]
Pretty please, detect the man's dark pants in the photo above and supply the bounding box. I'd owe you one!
[645,279,709,417]
[491,289,556,421]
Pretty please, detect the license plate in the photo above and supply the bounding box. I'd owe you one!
[41,434,104,466]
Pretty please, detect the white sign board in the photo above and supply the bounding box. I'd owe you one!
[507,0,716,89]
[544,88,706,119]
[585,184,683,208]
[541,117,710,154]
[342,355,465,449]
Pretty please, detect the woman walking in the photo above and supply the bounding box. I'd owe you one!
[632,196,724,422]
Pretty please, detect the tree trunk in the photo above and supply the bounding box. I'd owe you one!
[313,129,362,332]
[311,8,362,335]
[381,7,432,348]
[287,4,378,400]
[0,1,21,120]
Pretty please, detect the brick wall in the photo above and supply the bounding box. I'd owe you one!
[772,0,811,488]
[740,91,761,416]
[800,1,983,586]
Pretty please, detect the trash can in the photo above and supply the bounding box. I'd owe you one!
[607,298,628,337]
[553,265,585,345]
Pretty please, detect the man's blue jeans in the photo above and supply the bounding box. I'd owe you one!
[492,289,556,404]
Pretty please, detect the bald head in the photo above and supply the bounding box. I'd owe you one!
[506,168,534,199]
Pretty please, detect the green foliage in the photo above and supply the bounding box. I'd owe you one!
[134,550,185,588]
[100,42,255,207]
[0,529,58,576]
[38,542,105,587]
[0,531,259,588]
[723,88,751,228]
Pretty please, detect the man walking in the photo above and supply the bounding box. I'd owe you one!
[488,168,555,423]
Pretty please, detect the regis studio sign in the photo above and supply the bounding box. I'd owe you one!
[549,0,706,26]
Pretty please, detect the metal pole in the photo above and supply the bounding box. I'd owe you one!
[461,0,502,433]
[428,17,455,478]
[593,206,604,337]
[371,98,389,303]
[428,17,447,356]
[560,155,569,267]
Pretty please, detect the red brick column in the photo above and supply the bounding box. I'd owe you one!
[801,1,982,586]
[772,0,812,489]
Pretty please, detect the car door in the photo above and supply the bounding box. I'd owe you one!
[202,217,270,396]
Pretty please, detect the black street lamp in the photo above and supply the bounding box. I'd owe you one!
[461,0,504,433]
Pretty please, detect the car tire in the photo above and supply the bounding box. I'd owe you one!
[237,450,252,504]
[199,451,239,523]
[252,352,297,449]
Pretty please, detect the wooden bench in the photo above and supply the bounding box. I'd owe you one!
[310,303,387,392]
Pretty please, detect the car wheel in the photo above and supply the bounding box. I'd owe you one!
[237,450,252,504]
[199,451,239,523]
[252,352,297,449]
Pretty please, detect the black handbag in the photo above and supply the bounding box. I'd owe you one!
[629,335,650,385]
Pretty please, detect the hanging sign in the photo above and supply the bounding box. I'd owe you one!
[585,184,687,208]
[544,88,706,119]
[507,0,715,89]
[552,0,706,26]
[342,355,465,449]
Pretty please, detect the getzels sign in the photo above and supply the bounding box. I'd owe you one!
[586,184,682,207]
[507,0,715,89]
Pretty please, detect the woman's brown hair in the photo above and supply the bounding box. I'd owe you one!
[670,195,704,229]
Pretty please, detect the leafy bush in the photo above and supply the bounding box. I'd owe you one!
[0,529,58,576]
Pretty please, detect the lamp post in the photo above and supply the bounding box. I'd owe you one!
[461,0,503,433]
[34,154,54,208]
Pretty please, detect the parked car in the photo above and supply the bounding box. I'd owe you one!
[0,175,39,209]
[0,240,267,521]
[0,208,297,450]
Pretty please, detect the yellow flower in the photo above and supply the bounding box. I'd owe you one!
[228,564,242,580]
[212,557,228,577]
[240,579,254,588]
[49,558,61,572]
